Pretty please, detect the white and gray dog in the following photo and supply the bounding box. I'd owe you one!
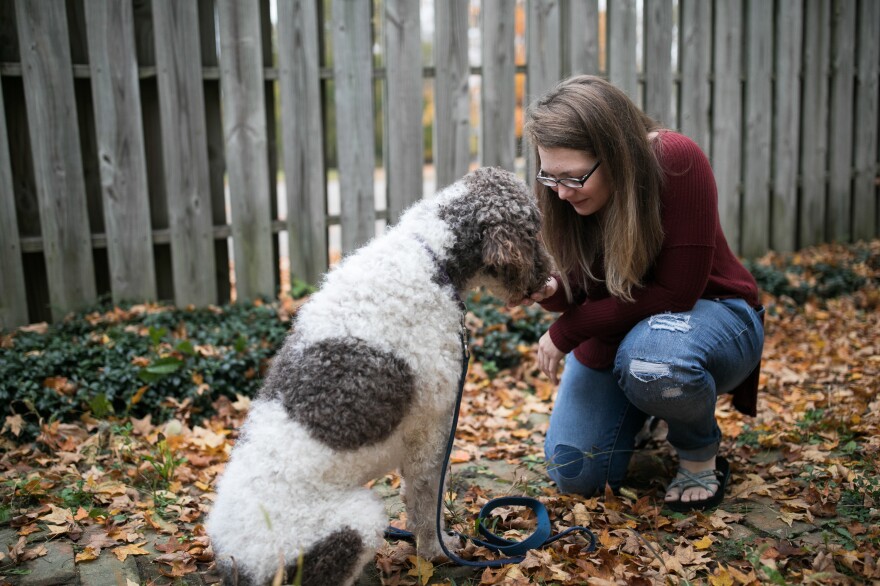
[206,167,551,585]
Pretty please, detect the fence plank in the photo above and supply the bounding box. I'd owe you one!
[742,0,773,258]
[607,0,638,102]
[332,0,375,253]
[643,0,673,126]
[828,0,856,242]
[198,0,232,304]
[132,0,175,302]
[712,0,744,253]
[16,0,97,320]
[566,0,600,76]
[0,74,28,329]
[800,0,831,248]
[434,0,470,189]
[771,0,803,253]
[385,0,424,221]
[481,0,516,172]
[853,0,880,240]
[277,0,327,284]
[679,0,712,147]
[84,0,157,304]
[152,0,217,306]
[525,0,561,181]
[217,0,275,301]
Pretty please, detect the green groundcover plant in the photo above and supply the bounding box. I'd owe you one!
[1,241,875,442]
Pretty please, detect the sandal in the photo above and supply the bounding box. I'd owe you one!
[664,455,730,513]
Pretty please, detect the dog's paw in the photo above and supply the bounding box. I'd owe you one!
[418,532,462,561]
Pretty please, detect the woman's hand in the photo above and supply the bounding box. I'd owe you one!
[507,276,559,307]
[537,331,564,384]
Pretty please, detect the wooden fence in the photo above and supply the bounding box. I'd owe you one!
[0,0,878,328]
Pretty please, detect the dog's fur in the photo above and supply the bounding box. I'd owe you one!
[206,167,552,585]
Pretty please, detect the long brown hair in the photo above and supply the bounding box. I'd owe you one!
[523,75,665,303]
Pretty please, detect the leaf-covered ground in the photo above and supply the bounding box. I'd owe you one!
[1,240,879,585]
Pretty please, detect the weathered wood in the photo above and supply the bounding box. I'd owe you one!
[133,0,174,302]
[217,0,275,302]
[607,0,638,102]
[853,0,880,240]
[742,0,773,258]
[385,0,424,222]
[152,0,217,306]
[643,0,673,126]
[198,0,232,305]
[827,0,856,243]
[480,0,516,173]
[277,0,327,284]
[772,0,803,253]
[800,0,831,248]
[259,0,280,293]
[712,0,744,253]
[679,0,712,148]
[16,0,97,320]
[332,0,375,253]
[525,0,561,182]
[84,0,157,304]
[0,74,28,329]
[566,0,600,76]
[434,0,470,190]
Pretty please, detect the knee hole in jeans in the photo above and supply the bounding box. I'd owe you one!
[548,444,585,479]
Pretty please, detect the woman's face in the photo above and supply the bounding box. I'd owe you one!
[537,146,611,217]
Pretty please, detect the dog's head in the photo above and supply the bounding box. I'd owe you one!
[436,167,553,303]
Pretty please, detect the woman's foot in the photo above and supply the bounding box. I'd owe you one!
[664,455,730,512]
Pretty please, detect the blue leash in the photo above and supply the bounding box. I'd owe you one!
[384,328,596,567]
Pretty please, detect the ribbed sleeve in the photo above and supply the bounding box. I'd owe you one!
[540,131,759,369]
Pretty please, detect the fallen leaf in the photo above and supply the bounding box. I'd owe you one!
[113,542,150,561]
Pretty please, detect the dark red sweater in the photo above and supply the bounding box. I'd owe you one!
[540,131,762,415]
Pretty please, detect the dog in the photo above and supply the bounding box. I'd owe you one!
[206,167,552,585]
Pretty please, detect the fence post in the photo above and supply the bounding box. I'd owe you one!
[0,74,28,329]
[434,0,470,190]
[333,0,376,253]
[152,0,217,306]
[277,0,327,284]
[828,0,856,243]
[481,0,516,173]
[712,0,744,253]
[853,0,880,241]
[607,0,638,102]
[772,0,803,253]
[385,0,424,223]
[679,0,712,149]
[643,0,673,127]
[742,0,773,258]
[800,0,831,248]
[84,0,158,304]
[217,0,276,302]
[16,0,97,321]
[525,0,562,182]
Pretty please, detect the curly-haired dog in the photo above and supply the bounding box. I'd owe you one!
[206,167,552,585]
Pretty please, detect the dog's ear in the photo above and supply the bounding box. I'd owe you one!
[482,225,527,270]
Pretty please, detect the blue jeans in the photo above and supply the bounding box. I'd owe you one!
[543,298,764,496]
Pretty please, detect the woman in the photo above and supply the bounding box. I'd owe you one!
[518,75,764,511]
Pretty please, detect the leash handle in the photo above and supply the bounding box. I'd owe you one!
[384,339,596,567]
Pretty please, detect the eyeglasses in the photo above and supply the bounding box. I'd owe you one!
[536,159,602,188]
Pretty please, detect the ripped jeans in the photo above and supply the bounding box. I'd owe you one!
[543,298,764,496]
